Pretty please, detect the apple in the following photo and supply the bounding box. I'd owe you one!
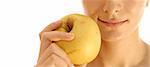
[55,14,101,64]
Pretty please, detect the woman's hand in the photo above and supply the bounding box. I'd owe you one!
[35,21,87,67]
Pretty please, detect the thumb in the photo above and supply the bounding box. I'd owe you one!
[74,64,87,67]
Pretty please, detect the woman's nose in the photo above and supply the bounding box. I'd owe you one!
[103,0,122,17]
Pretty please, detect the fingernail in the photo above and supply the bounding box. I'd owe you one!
[67,33,73,36]
[66,33,74,39]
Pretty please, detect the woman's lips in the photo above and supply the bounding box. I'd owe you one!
[97,18,128,26]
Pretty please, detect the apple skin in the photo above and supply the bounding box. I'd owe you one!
[55,14,101,64]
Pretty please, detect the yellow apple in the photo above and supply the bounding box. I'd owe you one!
[55,14,101,64]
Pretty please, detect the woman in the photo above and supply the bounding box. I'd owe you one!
[35,0,150,67]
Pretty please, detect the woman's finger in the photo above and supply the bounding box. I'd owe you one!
[39,20,61,39]
[41,31,74,41]
[42,54,68,67]
[38,37,51,59]
[38,43,73,67]
[38,20,61,58]
[38,31,74,58]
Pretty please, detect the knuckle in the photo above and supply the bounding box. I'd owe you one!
[39,31,47,39]
[40,32,50,41]
[42,32,48,38]
[39,32,43,38]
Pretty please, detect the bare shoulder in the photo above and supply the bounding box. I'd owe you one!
[145,43,150,57]
[148,44,150,52]
[144,42,150,66]
[147,44,150,67]
[137,42,150,67]
[143,42,150,54]
[148,44,150,61]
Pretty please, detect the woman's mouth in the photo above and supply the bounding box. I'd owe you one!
[97,18,128,26]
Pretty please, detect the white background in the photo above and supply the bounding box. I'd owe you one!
[0,0,149,67]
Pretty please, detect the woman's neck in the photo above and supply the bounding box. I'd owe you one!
[99,29,147,67]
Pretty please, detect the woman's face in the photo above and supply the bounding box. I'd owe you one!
[83,0,148,41]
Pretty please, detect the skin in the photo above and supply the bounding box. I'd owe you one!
[82,0,150,67]
[35,0,150,67]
